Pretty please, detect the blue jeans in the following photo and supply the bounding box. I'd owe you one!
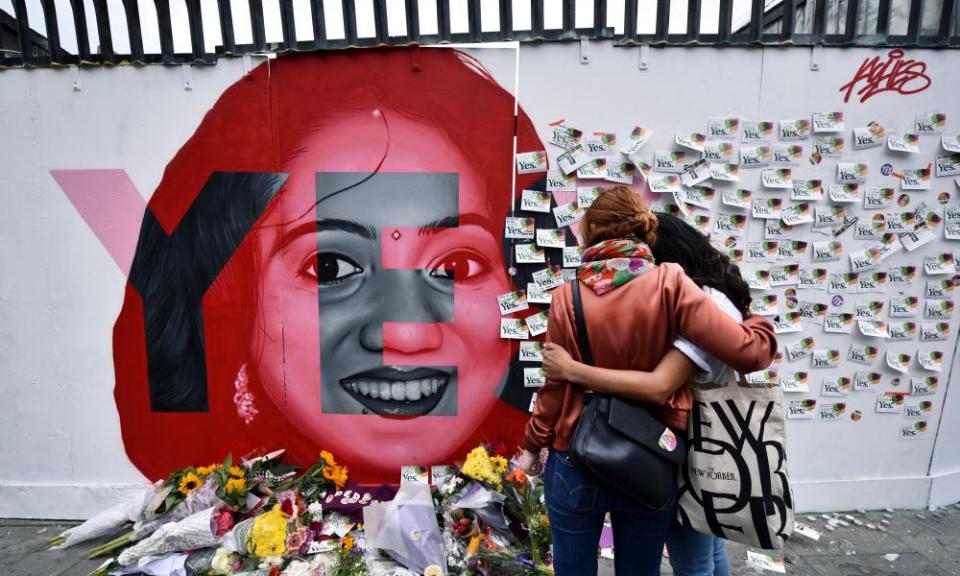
[543,449,676,576]
[666,521,731,576]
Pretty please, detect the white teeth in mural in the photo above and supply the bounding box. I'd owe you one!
[343,378,446,402]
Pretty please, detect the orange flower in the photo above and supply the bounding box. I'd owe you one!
[322,466,336,481]
[506,469,528,490]
[333,466,349,490]
[323,464,349,489]
[342,535,355,550]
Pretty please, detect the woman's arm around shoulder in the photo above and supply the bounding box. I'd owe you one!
[662,263,778,374]
[542,343,697,405]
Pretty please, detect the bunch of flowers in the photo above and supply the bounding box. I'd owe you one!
[460,446,508,490]
[58,444,553,575]
[437,444,553,576]
[55,449,378,576]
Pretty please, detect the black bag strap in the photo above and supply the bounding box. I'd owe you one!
[570,280,594,366]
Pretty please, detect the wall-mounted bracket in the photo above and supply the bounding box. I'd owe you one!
[69,65,81,92]
[580,37,590,64]
[810,45,822,71]
[639,43,650,71]
[181,64,193,90]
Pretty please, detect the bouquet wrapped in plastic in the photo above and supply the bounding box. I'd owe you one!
[49,486,156,549]
[117,506,222,566]
[363,482,446,575]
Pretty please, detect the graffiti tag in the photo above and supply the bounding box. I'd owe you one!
[838,49,931,104]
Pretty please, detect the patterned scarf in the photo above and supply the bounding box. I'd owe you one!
[577,237,657,295]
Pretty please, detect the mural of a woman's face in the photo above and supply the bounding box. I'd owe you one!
[254,111,511,470]
[112,49,542,482]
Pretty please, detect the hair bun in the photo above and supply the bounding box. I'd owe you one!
[631,211,658,245]
[580,185,658,246]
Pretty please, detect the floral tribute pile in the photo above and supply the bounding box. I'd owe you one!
[52,445,553,576]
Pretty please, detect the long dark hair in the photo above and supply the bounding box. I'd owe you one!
[651,212,752,318]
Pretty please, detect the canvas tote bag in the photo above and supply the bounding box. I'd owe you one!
[676,370,795,550]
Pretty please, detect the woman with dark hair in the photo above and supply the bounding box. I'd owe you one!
[540,212,751,575]
[518,188,776,575]
[113,48,546,483]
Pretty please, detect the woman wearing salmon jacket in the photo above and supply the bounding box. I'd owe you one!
[517,186,777,576]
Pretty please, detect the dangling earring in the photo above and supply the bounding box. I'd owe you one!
[233,364,259,425]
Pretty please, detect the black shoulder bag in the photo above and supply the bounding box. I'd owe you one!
[568,279,687,510]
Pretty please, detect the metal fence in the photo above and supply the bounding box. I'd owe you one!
[1,0,957,68]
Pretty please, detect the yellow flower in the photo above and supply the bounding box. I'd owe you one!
[466,534,482,557]
[322,464,349,490]
[248,505,288,558]
[462,446,502,490]
[491,455,508,475]
[320,450,337,467]
[228,466,245,479]
[333,466,348,490]
[225,477,245,495]
[196,464,216,477]
[342,535,355,550]
[178,472,202,495]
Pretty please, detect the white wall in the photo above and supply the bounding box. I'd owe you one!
[1,44,958,517]
[516,42,960,512]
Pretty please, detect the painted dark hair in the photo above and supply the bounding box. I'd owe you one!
[651,212,752,318]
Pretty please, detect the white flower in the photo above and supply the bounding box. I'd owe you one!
[307,501,324,520]
[258,556,285,569]
[439,476,463,496]
[210,547,236,575]
[282,559,312,576]
[309,552,339,574]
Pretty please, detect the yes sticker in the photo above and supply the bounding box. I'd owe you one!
[786,399,817,419]
[877,392,907,414]
[899,421,929,440]
[911,376,940,396]
[786,338,816,362]
[821,376,851,397]
[854,372,882,392]
[887,133,921,153]
[886,351,912,374]
[742,120,774,142]
[811,348,840,369]
[707,117,740,140]
[516,151,548,174]
[779,119,811,141]
[813,112,844,133]
[497,290,529,315]
[848,344,879,365]
[838,162,869,183]
[818,402,847,421]
[780,372,809,392]
[918,350,944,372]
[620,126,653,155]
[500,318,529,340]
[521,189,552,212]
[518,341,544,362]
[547,170,577,192]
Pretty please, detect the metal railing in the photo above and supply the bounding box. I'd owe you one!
[1,0,957,68]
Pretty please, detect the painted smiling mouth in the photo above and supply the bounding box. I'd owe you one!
[340,366,451,417]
